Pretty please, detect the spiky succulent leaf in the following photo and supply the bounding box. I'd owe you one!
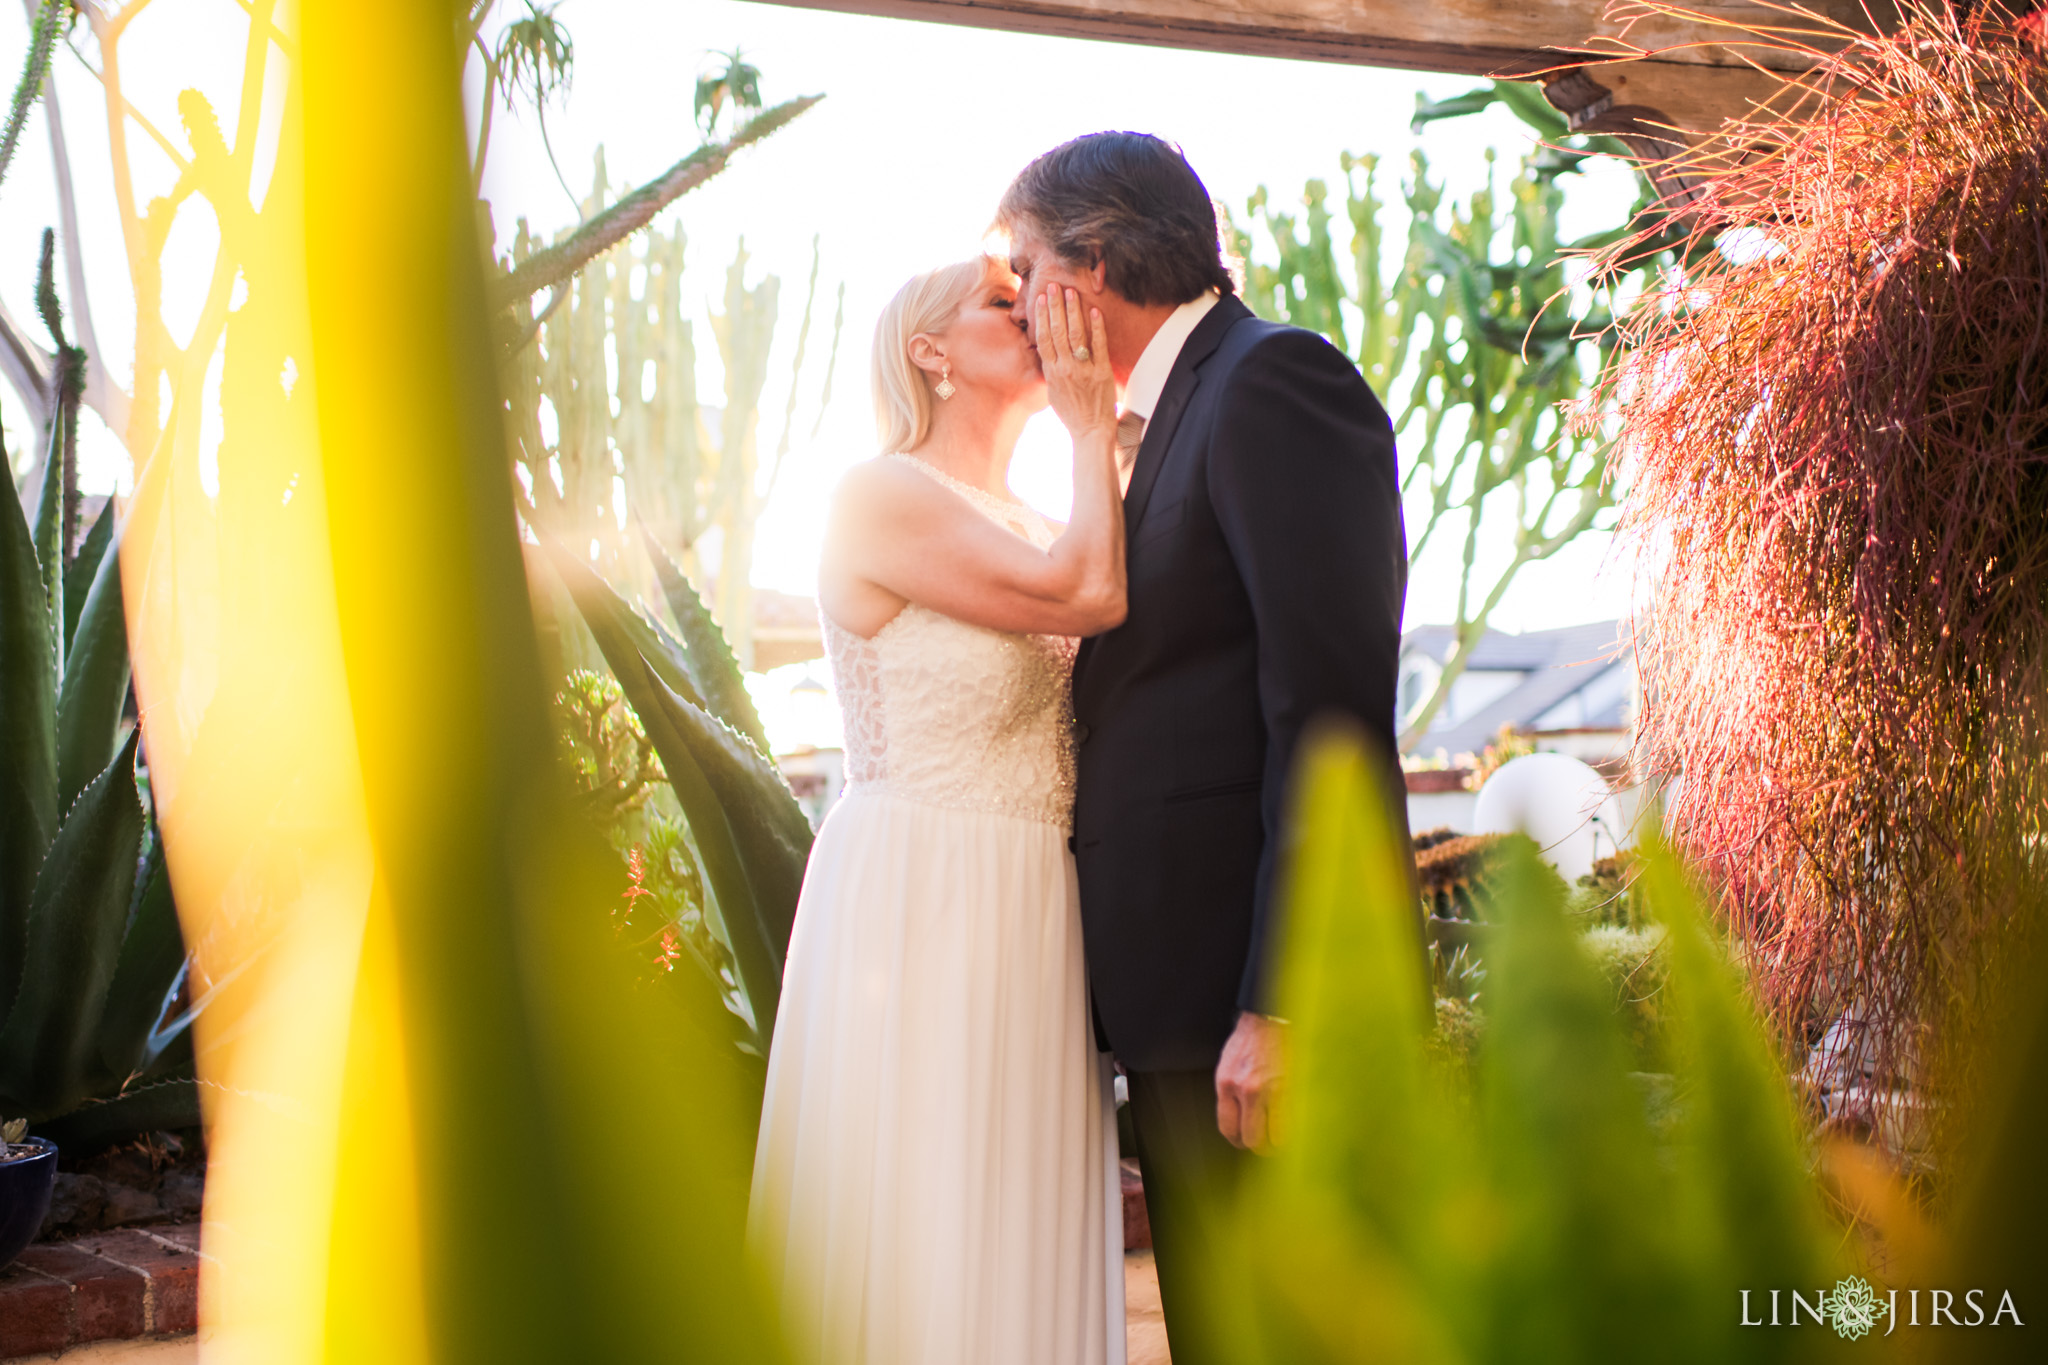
[54,520,129,810]
[640,525,769,752]
[538,540,706,709]
[34,1076,201,1151]
[29,412,62,677]
[85,841,185,1098]
[61,498,113,652]
[642,663,807,976]
[0,454,57,1023]
[0,727,143,1120]
[620,655,782,1043]
[136,1011,193,1083]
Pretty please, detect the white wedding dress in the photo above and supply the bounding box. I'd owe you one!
[749,454,1125,1365]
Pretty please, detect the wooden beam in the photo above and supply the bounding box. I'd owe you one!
[751,0,1892,132]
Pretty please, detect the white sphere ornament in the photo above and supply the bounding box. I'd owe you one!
[1470,752,1628,883]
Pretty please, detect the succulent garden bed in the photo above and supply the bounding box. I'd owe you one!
[1419,833,1670,1080]
[36,1131,204,1241]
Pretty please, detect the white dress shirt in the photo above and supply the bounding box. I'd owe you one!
[1121,289,1220,424]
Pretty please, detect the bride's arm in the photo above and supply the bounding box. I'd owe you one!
[829,293,1125,638]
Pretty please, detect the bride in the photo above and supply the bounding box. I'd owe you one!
[749,256,1127,1365]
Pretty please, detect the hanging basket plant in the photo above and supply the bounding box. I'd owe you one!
[1585,3,2048,1103]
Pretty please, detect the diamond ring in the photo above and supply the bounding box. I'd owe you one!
[1072,345,1092,362]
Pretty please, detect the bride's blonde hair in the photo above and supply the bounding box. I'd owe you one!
[872,257,993,454]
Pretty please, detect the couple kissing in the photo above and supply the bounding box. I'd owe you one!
[748,130,1410,1365]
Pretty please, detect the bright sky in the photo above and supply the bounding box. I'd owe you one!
[0,0,1642,749]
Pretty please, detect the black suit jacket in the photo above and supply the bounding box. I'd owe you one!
[1071,294,1409,1072]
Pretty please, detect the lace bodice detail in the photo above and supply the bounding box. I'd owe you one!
[824,455,1079,829]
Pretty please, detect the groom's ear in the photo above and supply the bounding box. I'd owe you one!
[1088,258,1109,296]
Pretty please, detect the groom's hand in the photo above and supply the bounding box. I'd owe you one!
[1215,1012,1287,1152]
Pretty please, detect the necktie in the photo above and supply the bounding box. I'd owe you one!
[1116,408,1147,476]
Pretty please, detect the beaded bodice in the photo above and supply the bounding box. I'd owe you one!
[823,455,1079,829]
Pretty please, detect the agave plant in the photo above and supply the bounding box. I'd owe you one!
[0,246,193,1149]
[541,527,811,1046]
[695,47,762,138]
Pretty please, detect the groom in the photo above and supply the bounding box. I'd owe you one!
[1000,133,1410,1361]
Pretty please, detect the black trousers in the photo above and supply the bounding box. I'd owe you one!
[1125,1068,1248,1365]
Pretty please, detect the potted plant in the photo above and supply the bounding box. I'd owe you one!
[0,1118,57,1267]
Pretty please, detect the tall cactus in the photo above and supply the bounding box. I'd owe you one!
[705,240,779,670]
[1230,105,1653,751]
[502,154,834,671]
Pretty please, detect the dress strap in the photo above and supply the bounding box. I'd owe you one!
[883,453,1044,535]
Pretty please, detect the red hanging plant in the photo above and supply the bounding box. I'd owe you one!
[1585,3,2048,1108]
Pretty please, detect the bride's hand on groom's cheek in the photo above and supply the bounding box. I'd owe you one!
[1215,1011,1287,1154]
[1035,286,1115,440]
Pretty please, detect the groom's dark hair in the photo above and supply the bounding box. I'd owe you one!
[997,132,1236,308]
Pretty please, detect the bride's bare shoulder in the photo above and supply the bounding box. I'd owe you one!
[830,455,953,529]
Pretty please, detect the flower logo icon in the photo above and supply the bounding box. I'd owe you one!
[1822,1276,1889,1340]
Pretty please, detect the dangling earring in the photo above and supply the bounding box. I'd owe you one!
[934,362,956,401]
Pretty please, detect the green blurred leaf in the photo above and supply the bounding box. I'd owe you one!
[303,3,793,1354]
[0,456,58,1024]
[641,524,771,753]
[1937,908,2048,1365]
[0,726,143,1119]
[1640,846,1841,1355]
[1223,730,1874,1362]
[61,499,113,652]
[54,518,129,811]
[1271,723,1440,1255]
[1228,723,1464,1365]
[1479,844,1685,1360]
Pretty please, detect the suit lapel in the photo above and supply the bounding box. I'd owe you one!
[1122,295,1246,538]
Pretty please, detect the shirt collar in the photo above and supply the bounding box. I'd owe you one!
[1120,290,1220,422]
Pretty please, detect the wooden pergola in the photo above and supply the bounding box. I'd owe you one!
[756,2,1899,162]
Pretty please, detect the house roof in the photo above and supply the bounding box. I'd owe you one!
[1404,619,1632,758]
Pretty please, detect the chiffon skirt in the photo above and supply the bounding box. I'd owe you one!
[749,790,1124,1365]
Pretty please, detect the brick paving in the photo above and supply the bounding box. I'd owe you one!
[0,1226,200,1360]
[3,1195,1158,1360]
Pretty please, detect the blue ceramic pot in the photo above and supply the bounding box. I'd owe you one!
[0,1138,58,1268]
